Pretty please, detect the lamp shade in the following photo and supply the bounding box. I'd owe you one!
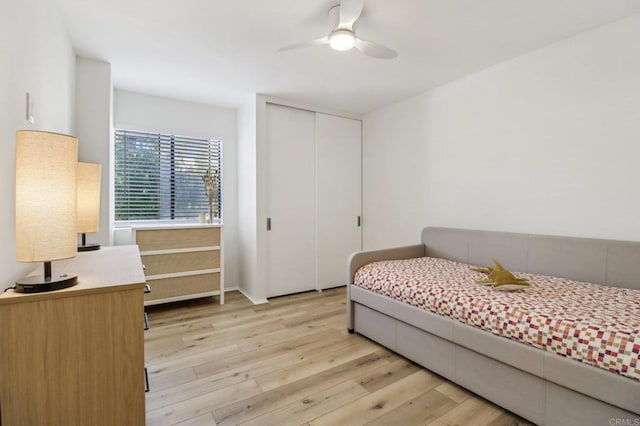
[77,162,101,234]
[15,130,78,263]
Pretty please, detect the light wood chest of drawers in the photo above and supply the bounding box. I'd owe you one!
[133,224,224,305]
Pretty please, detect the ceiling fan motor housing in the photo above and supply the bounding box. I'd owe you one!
[330,29,356,50]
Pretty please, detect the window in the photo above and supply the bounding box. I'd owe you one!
[114,129,222,223]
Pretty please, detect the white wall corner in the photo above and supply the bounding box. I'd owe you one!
[75,57,113,249]
[236,94,262,302]
[237,286,268,305]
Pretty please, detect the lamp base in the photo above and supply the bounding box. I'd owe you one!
[15,273,78,293]
[78,243,100,252]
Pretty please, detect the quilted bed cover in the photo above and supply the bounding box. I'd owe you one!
[354,257,640,381]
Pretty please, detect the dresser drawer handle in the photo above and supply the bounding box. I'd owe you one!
[144,367,150,392]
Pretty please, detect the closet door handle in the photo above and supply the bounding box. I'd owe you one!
[357,216,361,227]
[267,217,272,231]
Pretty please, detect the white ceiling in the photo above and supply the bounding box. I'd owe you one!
[56,0,640,114]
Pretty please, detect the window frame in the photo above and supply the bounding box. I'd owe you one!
[113,128,223,227]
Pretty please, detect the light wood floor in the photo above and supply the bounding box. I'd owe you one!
[144,288,532,426]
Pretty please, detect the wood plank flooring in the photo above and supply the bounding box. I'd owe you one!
[145,288,532,426]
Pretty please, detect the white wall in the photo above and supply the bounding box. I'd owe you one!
[0,0,76,288]
[76,58,113,247]
[363,14,640,249]
[113,89,240,288]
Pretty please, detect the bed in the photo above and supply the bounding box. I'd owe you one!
[347,227,640,425]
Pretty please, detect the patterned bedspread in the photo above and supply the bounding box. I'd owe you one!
[354,257,640,381]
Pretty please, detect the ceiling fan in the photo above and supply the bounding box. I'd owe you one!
[279,0,398,59]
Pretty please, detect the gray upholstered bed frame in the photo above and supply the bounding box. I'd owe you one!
[347,227,640,426]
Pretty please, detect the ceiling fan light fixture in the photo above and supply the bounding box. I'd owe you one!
[329,30,355,51]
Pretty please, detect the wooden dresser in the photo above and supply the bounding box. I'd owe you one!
[0,246,146,426]
[133,224,224,305]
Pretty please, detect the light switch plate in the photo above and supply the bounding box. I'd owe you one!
[26,93,35,124]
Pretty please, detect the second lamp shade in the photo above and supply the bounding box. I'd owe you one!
[77,162,101,234]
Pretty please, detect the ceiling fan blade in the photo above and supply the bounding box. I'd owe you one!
[354,38,398,59]
[278,36,329,52]
[338,0,364,29]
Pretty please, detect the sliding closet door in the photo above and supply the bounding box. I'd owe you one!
[266,104,316,298]
[315,113,362,290]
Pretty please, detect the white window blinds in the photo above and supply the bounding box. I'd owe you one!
[115,129,222,222]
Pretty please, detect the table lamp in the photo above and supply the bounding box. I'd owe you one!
[15,130,79,293]
[77,162,101,251]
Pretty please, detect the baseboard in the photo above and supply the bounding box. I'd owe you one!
[224,285,239,292]
[238,287,268,305]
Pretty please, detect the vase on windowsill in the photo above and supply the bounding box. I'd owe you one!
[203,168,220,225]
[208,203,214,224]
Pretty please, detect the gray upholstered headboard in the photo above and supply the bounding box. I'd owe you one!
[422,227,640,290]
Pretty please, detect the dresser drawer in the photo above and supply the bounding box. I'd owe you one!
[142,250,220,276]
[144,273,220,303]
[136,227,220,251]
